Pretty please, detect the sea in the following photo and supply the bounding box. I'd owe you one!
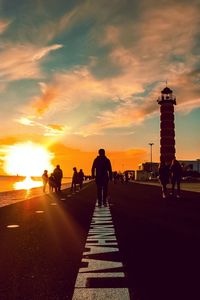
[0,176,72,208]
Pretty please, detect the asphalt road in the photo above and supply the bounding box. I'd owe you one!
[0,181,199,300]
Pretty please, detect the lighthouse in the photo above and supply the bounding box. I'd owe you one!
[157,86,176,164]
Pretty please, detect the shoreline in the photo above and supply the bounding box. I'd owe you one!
[0,182,72,208]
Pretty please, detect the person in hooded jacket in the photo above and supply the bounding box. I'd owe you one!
[92,148,112,207]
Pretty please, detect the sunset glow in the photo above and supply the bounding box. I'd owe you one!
[4,142,54,176]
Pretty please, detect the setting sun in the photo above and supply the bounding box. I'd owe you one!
[4,141,54,176]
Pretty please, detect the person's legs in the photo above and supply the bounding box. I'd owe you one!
[177,179,181,197]
[171,178,175,196]
[102,182,108,206]
[97,184,103,206]
[161,182,167,198]
[80,181,83,190]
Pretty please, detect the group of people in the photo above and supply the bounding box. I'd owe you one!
[158,158,182,198]
[92,150,183,206]
[42,149,182,204]
[42,165,85,194]
[71,167,85,193]
[42,165,63,193]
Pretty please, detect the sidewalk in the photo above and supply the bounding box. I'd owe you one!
[136,180,200,193]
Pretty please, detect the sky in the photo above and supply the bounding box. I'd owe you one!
[0,0,200,176]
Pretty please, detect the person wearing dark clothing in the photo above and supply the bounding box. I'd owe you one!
[113,171,118,184]
[125,171,129,184]
[48,173,57,192]
[53,165,63,192]
[92,148,112,207]
[42,170,48,193]
[71,167,79,193]
[78,169,84,190]
[158,161,170,198]
[170,159,182,198]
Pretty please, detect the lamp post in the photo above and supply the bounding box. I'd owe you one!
[149,143,154,178]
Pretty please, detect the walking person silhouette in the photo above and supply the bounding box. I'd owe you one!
[92,148,112,207]
[53,164,63,192]
[71,167,79,193]
[78,169,84,190]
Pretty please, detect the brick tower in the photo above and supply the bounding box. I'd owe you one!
[157,86,176,164]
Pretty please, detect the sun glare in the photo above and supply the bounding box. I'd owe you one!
[4,142,54,177]
[14,176,43,190]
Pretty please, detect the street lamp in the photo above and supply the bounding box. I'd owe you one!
[149,143,154,178]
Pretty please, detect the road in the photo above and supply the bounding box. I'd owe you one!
[0,181,199,299]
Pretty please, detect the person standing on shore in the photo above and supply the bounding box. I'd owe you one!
[71,167,79,193]
[42,170,48,193]
[170,159,182,198]
[78,169,84,190]
[158,161,170,198]
[48,173,56,192]
[92,148,112,207]
[53,165,63,192]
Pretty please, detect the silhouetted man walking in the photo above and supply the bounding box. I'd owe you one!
[92,149,112,207]
[53,164,63,192]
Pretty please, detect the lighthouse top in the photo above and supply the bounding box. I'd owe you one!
[161,87,173,94]
[157,86,176,105]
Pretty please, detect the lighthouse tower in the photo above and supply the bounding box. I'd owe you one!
[157,86,176,164]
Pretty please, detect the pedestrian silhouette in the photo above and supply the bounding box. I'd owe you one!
[53,164,63,192]
[48,173,57,192]
[170,158,182,198]
[158,161,170,198]
[124,171,129,184]
[78,169,84,190]
[71,167,79,193]
[113,171,118,184]
[92,148,112,207]
[42,170,48,193]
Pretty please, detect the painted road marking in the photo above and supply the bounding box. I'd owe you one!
[72,203,130,299]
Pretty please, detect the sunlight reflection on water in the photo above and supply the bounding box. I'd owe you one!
[14,176,42,190]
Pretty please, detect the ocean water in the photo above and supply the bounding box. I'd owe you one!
[0,176,72,208]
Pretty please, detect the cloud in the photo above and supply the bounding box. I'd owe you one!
[44,124,68,136]
[0,43,63,81]
[10,1,200,137]
[16,116,68,137]
[0,19,10,34]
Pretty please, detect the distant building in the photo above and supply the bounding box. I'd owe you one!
[138,159,200,175]
[179,160,200,173]
[138,162,159,174]
[135,170,149,181]
[124,170,135,180]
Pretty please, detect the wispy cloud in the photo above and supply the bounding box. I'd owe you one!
[17,116,68,137]
[4,0,200,138]
[0,19,10,34]
[0,43,63,81]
